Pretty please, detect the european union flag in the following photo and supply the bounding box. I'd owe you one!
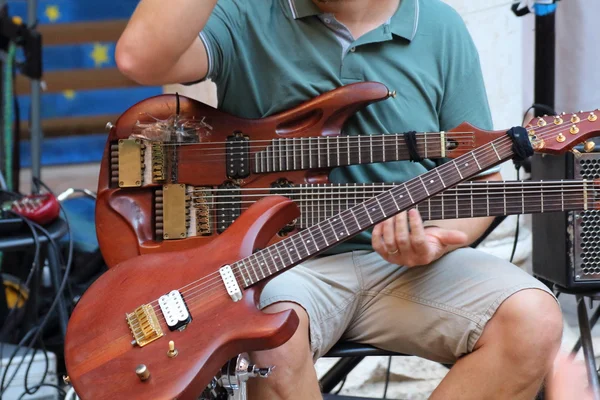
[8,0,163,167]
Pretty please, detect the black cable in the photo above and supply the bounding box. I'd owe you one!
[382,356,392,399]
[22,332,49,397]
[0,179,73,398]
[0,326,37,398]
[17,383,65,399]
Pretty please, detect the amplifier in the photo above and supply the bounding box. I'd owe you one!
[531,147,600,290]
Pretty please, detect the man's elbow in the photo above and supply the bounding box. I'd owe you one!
[115,38,163,85]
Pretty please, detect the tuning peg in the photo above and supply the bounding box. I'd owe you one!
[570,125,580,134]
[537,118,547,127]
[588,112,597,122]
[556,133,566,143]
[554,115,563,125]
[571,148,582,158]
[584,141,596,153]
[571,114,580,123]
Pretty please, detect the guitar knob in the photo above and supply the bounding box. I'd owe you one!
[136,364,151,381]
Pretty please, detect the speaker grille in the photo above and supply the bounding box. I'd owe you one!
[574,154,600,280]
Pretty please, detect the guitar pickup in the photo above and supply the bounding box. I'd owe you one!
[112,139,145,188]
[158,290,192,331]
[155,184,191,240]
[226,133,250,179]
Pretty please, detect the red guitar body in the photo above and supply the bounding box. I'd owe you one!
[65,196,300,400]
[97,82,390,267]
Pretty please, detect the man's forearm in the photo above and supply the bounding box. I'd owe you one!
[116,0,218,84]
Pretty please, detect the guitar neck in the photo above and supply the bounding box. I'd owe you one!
[252,132,454,173]
[235,135,514,287]
[294,180,594,228]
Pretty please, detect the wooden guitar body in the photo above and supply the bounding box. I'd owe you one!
[97,82,390,267]
[65,196,300,400]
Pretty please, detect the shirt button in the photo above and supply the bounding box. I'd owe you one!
[324,18,331,23]
[350,47,356,52]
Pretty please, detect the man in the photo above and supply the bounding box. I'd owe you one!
[115,1,563,398]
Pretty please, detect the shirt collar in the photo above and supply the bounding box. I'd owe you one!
[286,0,420,41]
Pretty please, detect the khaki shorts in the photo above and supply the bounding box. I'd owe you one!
[259,248,554,364]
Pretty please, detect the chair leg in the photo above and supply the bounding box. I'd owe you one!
[319,356,364,394]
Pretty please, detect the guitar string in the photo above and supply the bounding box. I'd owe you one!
[132,123,594,329]
[137,133,522,325]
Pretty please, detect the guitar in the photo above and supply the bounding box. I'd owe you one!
[64,111,600,399]
[103,179,599,267]
[97,82,505,267]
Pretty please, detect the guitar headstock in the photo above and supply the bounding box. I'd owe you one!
[526,110,600,155]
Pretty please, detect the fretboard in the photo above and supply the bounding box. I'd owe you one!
[234,135,514,287]
[252,133,450,173]
[294,180,591,228]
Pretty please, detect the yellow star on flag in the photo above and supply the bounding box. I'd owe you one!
[45,5,60,23]
[63,90,76,100]
[90,43,111,68]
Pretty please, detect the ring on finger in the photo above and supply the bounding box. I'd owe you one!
[387,248,399,255]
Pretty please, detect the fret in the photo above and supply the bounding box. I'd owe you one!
[358,137,362,164]
[440,131,446,158]
[390,188,400,211]
[441,190,445,220]
[362,203,374,224]
[328,220,340,241]
[404,183,414,203]
[521,183,525,214]
[248,255,260,282]
[281,241,295,265]
[470,184,474,217]
[239,259,250,286]
[266,145,271,172]
[375,196,387,218]
[472,152,482,170]
[254,153,259,173]
[382,135,386,162]
[486,182,490,216]
[419,176,430,196]
[336,215,350,237]
[308,138,314,168]
[336,137,340,167]
[300,138,305,169]
[503,183,507,215]
[370,135,374,163]
[293,138,297,170]
[278,140,283,172]
[253,253,266,279]
[395,135,399,161]
[347,136,351,165]
[260,251,272,276]
[260,151,265,173]
[455,187,459,217]
[452,160,464,179]
[317,137,321,168]
[307,228,320,251]
[348,208,362,230]
[540,180,544,212]
[317,224,330,246]
[561,179,565,211]
[298,230,311,254]
[435,169,446,188]
[289,236,303,260]
[424,132,428,158]
[491,142,501,160]
[273,244,286,270]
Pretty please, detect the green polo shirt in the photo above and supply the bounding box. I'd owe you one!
[199,0,495,252]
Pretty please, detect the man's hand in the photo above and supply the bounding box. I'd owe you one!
[372,208,469,267]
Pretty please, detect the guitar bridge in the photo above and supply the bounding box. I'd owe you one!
[155,184,192,240]
[126,304,164,347]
